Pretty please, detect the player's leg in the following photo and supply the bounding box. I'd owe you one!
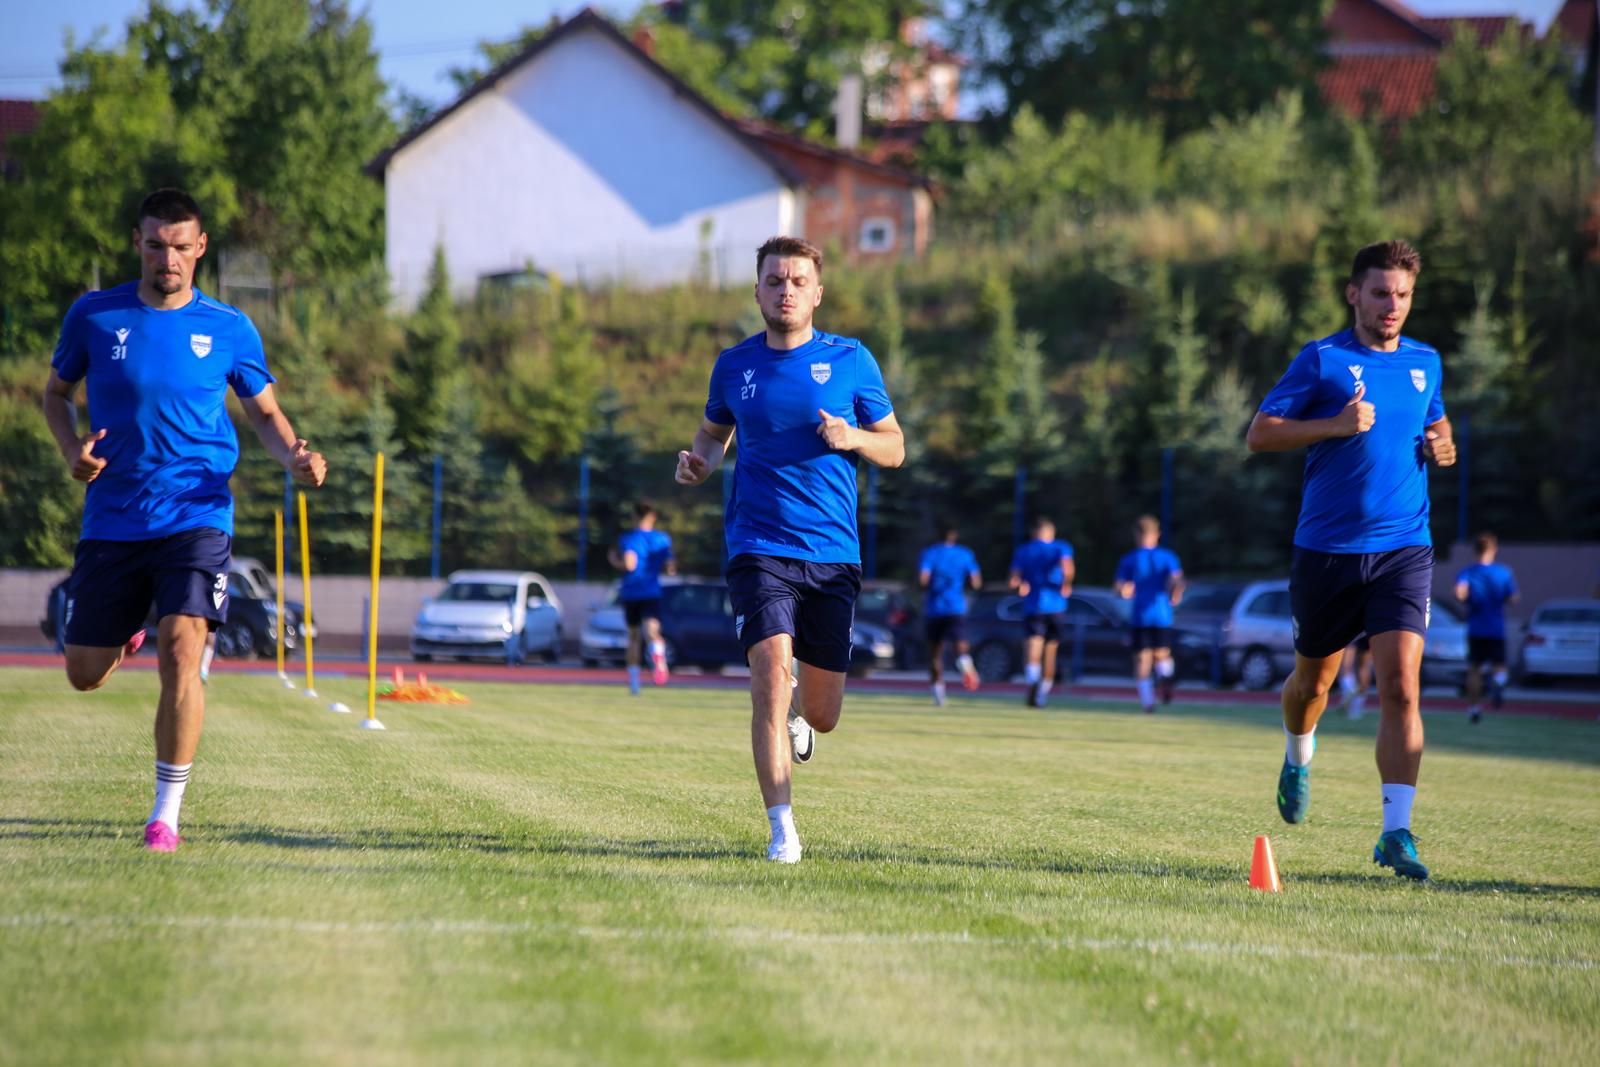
[954,624,979,691]
[1154,637,1176,705]
[1488,641,1508,712]
[1276,651,1344,824]
[644,612,668,685]
[788,559,859,739]
[623,603,643,694]
[1350,644,1373,719]
[1132,640,1155,713]
[927,628,947,706]
[197,630,217,684]
[1038,634,1060,708]
[1364,546,1434,879]
[1464,648,1484,723]
[61,539,155,691]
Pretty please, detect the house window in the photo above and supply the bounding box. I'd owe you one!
[859,216,896,253]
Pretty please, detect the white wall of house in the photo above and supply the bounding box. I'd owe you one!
[384,24,797,306]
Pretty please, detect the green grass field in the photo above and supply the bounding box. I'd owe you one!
[2,666,1597,1066]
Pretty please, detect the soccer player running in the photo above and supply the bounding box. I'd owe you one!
[675,236,903,864]
[1246,240,1455,881]
[1336,634,1374,720]
[918,523,982,705]
[1454,531,1518,724]
[1008,517,1075,709]
[42,188,327,852]
[1114,515,1184,714]
[608,501,676,694]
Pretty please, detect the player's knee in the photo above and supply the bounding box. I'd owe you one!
[1377,672,1419,709]
[65,660,109,691]
[804,701,842,733]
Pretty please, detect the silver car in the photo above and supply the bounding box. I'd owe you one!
[1517,600,1600,682]
[410,570,564,663]
[1222,578,1467,690]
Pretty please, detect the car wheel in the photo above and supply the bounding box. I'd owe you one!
[214,620,256,660]
[1238,647,1277,691]
[973,640,1015,683]
[412,653,433,663]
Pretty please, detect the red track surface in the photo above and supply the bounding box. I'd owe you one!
[4,652,1595,721]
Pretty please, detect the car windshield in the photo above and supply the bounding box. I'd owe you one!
[440,582,518,603]
[1175,585,1240,615]
[1539,606,1600,625]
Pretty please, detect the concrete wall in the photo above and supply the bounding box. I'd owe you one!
[385,23,795,305]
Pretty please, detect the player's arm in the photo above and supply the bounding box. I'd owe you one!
[1168,570,1186,606]
[42,371,108,483]
[675,419,733,487]
[919,569,932,589]
[622,550,639,573]
[1246,383,1373,452]
[817,410,905,468]
[665,557,678,577]
[237,385,326,487]
[1454,579,1470,603]
[1423,416,1456,467]
[1008,568,1026,596]
[1060,556,1076,597]
[969,567,983,591]
[1115,580,1133,599]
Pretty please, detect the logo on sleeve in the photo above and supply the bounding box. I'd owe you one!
[1410,368,1426,392]
[1347,364,1363,381]
[191,334,213,358]
[810,363,832,384]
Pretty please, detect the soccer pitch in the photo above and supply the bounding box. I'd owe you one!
[2,668,1596,1066]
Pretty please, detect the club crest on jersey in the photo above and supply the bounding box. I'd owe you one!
[810,363,831,384]
[1410,368,1427,392]
[1347,364,1363,381]
[191,334,213,358]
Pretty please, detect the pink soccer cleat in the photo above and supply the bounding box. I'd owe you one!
[124,628,148,658]
[143,821,179,852]
[651,652,669,686]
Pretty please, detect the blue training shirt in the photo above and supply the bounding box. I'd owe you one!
[1010,539,1074,615]
[705,330,894,565]
[1259,329,1445,554]
[919,542,980,618]
[1115,546,1183,628]
[618,528,673,601]
[1455,562,1517,639]
[51,282,275,541]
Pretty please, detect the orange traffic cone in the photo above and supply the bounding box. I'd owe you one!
[392,666,404,687]
[1249,835,1282,892]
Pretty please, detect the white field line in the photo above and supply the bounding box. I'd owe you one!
[1,913,1594,972]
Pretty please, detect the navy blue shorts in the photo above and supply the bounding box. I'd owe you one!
[1289,545,1432,659]
[925,614,965,645]
[64,527,232,647]
[726,554,861,673]
[1024,612,1067,642]
[1469,636,1507,667]
[622,598,661,626]
[1130,626,1173,651]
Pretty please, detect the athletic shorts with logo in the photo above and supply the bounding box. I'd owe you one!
[1289,545,1432,658]
[1130,625,1173,651]
[622,598,662,626]
[64,527,232,647]
[925,614,965,645]
[726,553,861,673]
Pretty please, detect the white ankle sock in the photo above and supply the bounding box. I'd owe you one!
[1024,663,1041,684]
[1155,659,1174,680]
[650,641,666,660]
[1137,678,1156,707]
[1381,783,1415,834]
[767,803,797,845]
[956,653,975,676]
[1348,694,1365,719]
[151,761,191,831]
[1491,669,1508,689]
[627,665,641,687]
[931,682,946,704]
[1284,728,1316,767]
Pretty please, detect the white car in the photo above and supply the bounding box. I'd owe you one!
[1517,600,1600,682]
[410,570,563,663]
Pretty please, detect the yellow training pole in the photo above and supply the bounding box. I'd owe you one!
[361,452,387,730]
[298,491,317,698]
[274,508,292,687]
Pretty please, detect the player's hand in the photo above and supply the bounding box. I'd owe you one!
[816,409,855,451]
[289,439,327,487]
[676,450,710,486]
[70,428,108,483]
[1335,382,1375,436]
[1060,584,1073,599]
[1424,428,1456,468]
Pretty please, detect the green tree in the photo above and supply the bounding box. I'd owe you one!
[393,247,462,461]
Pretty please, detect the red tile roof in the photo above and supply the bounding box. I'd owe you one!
[1553,0,1598,44]
[1419,16,1531,47]
[0,99,40,172]
[1318,54,1439,121]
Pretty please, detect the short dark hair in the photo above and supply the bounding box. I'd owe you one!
[633,500,657,521]
[756,236,823,278]
[1475,531,1498,555]
[1350,240,1420,284]
[136,188,203,231]
[1030,516,1054,535]
[938,522,958,541]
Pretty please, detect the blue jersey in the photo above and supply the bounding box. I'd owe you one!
[1259,329,1445,554]
[618,528,673,601]
[1455,561,1517,638]
[704,330,893,564]
[51,282,275,541]
[1010,539,1074,615]
[919,542,980,618]
[1115,546,1183,627]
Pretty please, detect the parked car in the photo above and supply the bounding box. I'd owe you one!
[39,554,311,660]
[961,585,1213,684]
[855,581,920,668]
[579,577,896,676]
[1516,600,1600,683]
[1220,578,1468,690]
[410,570,563,663]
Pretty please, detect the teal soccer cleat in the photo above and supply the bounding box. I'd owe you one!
[1373,829,1430,880]
[1276,759,1311,824]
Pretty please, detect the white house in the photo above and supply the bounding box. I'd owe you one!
[369,10,933,307]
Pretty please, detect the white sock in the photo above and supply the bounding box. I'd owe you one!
[627,666,641,690]
[1339,673,1356,696]
[1155,659,1174,680]
[1137,678,1156,707]
[956,653,975,676]
[650,640,666,661]
[767,803,797,845]
[1348,694,1365,719]
[198,641,216,681]
[1381,783,1416,834]
[1284,727,1316,767]
[931,682,946,704]
[1038,679,1052,697]
[1024,663,1041,684]
[1492,669,1508,689]
[151,761,191,831]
